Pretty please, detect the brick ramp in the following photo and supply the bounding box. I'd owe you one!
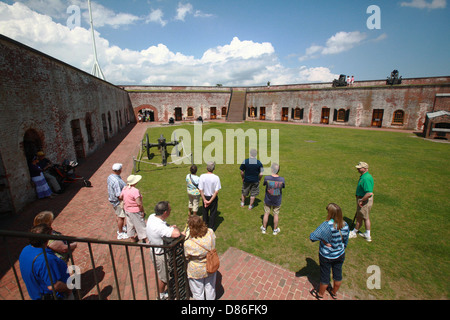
[226,89,246,122]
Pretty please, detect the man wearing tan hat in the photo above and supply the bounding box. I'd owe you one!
[349,162,374,242]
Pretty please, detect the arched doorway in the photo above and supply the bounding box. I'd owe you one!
[23,129,43,162]
[136,105,158,122]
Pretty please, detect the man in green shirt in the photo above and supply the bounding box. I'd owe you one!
[349,162,374,242]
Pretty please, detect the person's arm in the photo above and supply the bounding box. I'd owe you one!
[200,189,210,207]
[309,221,331,246]
[208,190,219,203]
[358,192,373,207]
[136,196,145,215]
[48,240,77,254]
[49,281,72,295]
[171,227,181,238]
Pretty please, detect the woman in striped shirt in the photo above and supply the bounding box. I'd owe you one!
[309,203,349,299]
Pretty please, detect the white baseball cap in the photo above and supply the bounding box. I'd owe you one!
[112,163,123,171]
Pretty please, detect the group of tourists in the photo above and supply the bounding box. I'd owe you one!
[19,147,374,301]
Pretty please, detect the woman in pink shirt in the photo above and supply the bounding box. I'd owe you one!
[120,175,147,243]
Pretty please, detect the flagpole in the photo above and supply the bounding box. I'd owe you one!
[88,0,105,80]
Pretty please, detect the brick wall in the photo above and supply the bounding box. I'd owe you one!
[0,35,134,213]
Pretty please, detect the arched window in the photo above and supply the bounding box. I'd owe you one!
[187,107,194,117]
[222,107,227,117]
[392,110,404,125]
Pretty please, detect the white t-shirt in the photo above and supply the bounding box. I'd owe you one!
[198,173,221,197]
[146,214,174,254]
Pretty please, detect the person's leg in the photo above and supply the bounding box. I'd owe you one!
[208,197,218,230]
[273,206,280,231]
[317,254,331,298]
[204,272,217,300]
[202,196,211,226]
[189,278,204,300]
[249,196,256,208]
[261,204,270,233]
[329,253,345,298]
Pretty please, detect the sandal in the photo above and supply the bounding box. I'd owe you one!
[327,286,337,300]
[310,289,324,300]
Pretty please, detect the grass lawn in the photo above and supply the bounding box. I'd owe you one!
[135,121,449,300]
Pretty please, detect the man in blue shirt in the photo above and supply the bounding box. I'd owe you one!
[261,163,285,235]
[239,149,264,210]
[19,224,72,300]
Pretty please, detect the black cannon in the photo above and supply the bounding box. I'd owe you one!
[142,133,180,166]
[332,74,348,87]
[386,69,402,85]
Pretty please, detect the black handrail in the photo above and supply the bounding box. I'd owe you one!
[0,229,188,300]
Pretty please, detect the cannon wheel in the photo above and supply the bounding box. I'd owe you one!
[141,133,151,160]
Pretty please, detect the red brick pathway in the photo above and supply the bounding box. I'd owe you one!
[0,122,353,300]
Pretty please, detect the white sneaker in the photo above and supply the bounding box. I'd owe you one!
[159,291,168,300]
[359,232,372,242]
[273,228,280,235]
[240,202,244,207]
[117,232,128,240]
[349,230,357,239]
[260,226,266,234]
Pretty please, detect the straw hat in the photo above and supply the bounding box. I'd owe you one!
[127,175,142,185]
[355,161,369,169]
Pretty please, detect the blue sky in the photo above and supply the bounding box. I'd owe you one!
[0,0,449,86]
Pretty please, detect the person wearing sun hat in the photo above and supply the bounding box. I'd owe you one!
[120,174,147,243]
[349,161,374,242]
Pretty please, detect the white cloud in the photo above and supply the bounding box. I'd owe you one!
[15,0,142,28]
[300,31,368,61]
[299,66,339,83]
[175,2,193,21]
[201,37,275,63]
[400,0,446,9]
[146,9,167,27]
[322,31,367,55]
[0,2,338,86]
[174,2,214,21]
[84,1,141,29]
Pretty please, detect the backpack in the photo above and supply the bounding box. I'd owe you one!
[191,233,220,274]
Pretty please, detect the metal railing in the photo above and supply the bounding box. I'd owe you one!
[0,230,189,300]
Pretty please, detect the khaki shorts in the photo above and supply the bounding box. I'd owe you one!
[356,196,373,219]
[242,182,260,197]
[125,211,147,240]
[151,253,167,284]
[264,204,281,215]
[114,202,126,218]
[188,194,200,212]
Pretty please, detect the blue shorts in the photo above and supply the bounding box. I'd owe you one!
[319,252,345,285]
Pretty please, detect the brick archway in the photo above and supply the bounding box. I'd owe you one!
[135,105,159,122]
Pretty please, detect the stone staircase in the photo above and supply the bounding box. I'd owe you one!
[226,88,247,122]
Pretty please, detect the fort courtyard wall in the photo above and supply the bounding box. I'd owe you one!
[0,35,134,214]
